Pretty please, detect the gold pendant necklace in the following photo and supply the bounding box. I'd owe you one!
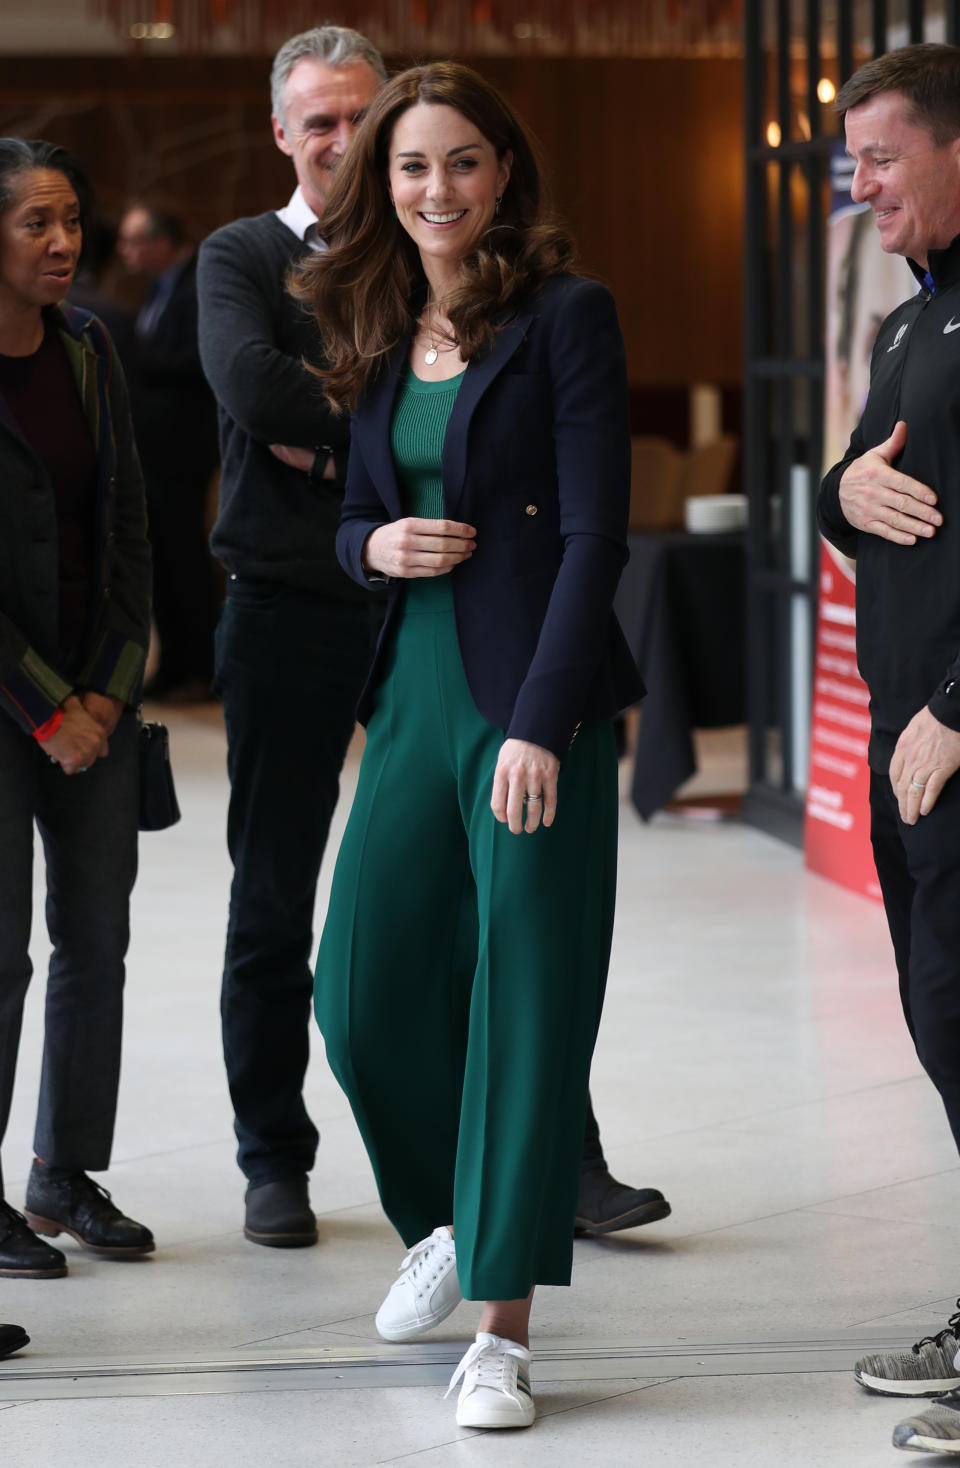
[424,302,439,365]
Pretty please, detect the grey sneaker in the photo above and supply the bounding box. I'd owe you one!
[894,1390,960,1454]
[856,1302,960,1397]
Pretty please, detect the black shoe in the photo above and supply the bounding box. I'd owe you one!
[0,1201,67,1278]
[244,1177,317,1248]
[0,1324,29,1359]
[24,1161,155,1257]
[574,1166,672,1236]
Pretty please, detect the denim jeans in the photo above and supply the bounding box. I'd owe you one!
[0,709,138,1198]
[215,577,381,1185]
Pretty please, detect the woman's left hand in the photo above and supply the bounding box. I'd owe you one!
[491,739,560,834]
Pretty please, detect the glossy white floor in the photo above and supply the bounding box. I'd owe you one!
[1,712,956,1467]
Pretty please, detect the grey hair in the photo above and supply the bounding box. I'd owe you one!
[270,26,387,123]
[0,137,89,216]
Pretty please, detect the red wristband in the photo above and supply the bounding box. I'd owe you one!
[32,709,64,743]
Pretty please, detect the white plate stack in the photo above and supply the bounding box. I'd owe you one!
[684,493,748,533]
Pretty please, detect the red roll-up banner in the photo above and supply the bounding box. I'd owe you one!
[804,543,880,899]
[803,155,912,899]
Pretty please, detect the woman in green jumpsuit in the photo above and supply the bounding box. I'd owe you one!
[298,61,643,1430]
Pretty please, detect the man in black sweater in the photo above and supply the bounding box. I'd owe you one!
[198,25,387,1246]
[818,44,960,1445]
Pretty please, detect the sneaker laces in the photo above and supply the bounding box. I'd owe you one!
[444,1337,528,1399]
[914,1299,960,1355]
[395,1229,454,1293]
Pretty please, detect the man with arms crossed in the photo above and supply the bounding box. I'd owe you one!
[198,26,386,1246]
[819,42,960,1457]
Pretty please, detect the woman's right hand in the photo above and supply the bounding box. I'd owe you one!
[362,518,476,579]
[43,696,110,775]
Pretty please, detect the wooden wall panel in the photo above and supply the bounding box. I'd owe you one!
[0,54,743,390]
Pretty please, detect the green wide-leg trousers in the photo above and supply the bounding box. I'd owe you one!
[315,583,619,1301]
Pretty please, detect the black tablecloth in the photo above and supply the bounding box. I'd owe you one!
[614,531,746,819]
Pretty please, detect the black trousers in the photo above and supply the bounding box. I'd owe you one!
[0,711,139,1198]
[214,578,381,1186]
[145,466,218,688]
[870,769,960,1154]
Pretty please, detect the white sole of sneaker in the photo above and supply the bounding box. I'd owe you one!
[856,1369,960,1398]
[376,1315,450,1343]
[375,1295,461,1342]
[456,1402,535,1429]
[893,1430,960,1454]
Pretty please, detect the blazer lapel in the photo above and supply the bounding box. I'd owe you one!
[442,312,533,514]
[354,337,407,517]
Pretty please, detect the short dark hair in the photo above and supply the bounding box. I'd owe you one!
[143,208,187,248]
[0,138,91,225]
[122,203,187,248]
[835,42,960,145]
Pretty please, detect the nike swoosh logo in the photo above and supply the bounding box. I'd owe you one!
[945,318,960,333]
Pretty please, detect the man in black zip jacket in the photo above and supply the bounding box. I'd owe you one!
[818,45,960,1437]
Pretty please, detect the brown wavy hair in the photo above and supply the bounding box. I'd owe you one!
[291,61,575,409]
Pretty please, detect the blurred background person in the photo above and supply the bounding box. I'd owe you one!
[0,138,154,1277]
[68,215,139,389]
[118,202,219,702]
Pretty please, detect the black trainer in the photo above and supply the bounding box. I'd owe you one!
[0,1324,29,1358]
[575,1166,672,1236]
[24,1161,154,1257]
[0,1200,67,1278]
[244,1177,317,1247]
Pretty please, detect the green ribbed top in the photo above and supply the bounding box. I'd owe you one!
[390,367,465,519]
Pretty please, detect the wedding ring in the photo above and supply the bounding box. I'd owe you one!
[910,778,927,790]
[524,793,543,802]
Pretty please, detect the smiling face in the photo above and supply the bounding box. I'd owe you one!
[387,102,511,289]
[0,167,81,316]
[845,91,960,267]
[272,56,381,217]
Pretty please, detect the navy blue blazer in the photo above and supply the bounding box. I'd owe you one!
[337,272,644,760]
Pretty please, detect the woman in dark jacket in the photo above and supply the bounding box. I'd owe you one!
[0,139,154,1278]
[299,65,642,1430]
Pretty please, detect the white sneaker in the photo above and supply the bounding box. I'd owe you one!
[446,1332,535,1429]
[375,1226,460,1342]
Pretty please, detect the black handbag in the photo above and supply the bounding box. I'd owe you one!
[138,716,181,831]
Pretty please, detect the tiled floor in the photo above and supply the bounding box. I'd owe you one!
[2,714,956,1466]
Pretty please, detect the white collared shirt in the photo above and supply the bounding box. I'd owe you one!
[275,186,326,251]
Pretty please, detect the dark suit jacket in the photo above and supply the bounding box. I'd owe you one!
[134,254,218,488]
[337,272,644,760]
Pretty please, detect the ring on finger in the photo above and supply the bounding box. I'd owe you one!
[523,793,543,803]
[910,778,927,790]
